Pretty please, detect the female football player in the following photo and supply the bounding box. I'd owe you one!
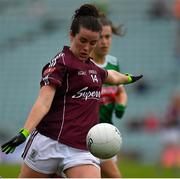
[1,4,142,178]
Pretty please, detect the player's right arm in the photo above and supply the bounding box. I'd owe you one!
[1,85,56,154]
[1,52,66,154]
[23,85,56,132]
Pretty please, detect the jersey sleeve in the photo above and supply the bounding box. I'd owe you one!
[40,53,67,88]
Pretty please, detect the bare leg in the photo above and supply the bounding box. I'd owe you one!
[101,159,121,178]
[65,164,100,178]
[19,162,51,178]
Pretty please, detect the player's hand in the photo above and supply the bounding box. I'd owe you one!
[125,74,143,84]
[115,104,126,119]
[1,128,30,154]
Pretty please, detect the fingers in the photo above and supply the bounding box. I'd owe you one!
[1,143,11,152]
[133,74,143,82]
[10,147,15,153]
[1,138,16,154]
[1,144,15,154]
[1,131,28,155]
[137,74,143,79]
[1,143,10,149]
[1,136,17,148]
[6,147,15,154]
[126,74,143,84]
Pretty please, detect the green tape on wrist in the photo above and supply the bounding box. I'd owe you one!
[20,128,30,138]
[127,75,132,83]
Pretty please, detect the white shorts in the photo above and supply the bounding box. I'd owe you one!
[22,132,100,175]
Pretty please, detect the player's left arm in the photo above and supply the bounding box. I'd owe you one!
[105,70,143,85]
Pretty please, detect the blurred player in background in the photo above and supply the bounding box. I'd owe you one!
[1,4,142,178]
[91,13,127,178]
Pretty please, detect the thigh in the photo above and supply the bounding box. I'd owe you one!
[22,132,60,174]
[65,164,100,178]
[100,159,121,178]
[57,144,100,177]
[19,162,50,178]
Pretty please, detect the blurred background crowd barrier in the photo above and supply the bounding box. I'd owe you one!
[0,0,180,173]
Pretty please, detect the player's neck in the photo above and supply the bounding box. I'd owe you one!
[91,52,105,65]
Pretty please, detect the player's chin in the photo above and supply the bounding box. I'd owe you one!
[79,55,88,61]
[100,49,108,55]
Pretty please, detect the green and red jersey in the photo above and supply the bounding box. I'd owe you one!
[97,55,121,124]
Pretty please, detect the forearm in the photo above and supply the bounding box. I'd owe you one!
[114,86,128,119]
[23,100,50,132]
[115,86,128,106]
[23,85,56,133]
[105,70,128,84]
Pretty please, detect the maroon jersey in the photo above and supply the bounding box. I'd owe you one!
[37,46,107,150]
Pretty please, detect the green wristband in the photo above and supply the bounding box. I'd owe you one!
[20,128,30,138]
[115,104,126,119]
[115,104,126,111]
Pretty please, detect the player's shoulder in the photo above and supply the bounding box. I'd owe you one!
[106,54,118,65]
[51,46,73,62]
[89,57,98,66]
[89,58,107,73]
[52,52,65,62]
[50,48,72,66]
[89,58,104,70]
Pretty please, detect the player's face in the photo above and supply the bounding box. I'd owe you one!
[70,27,100,61]
[94,25,112,57]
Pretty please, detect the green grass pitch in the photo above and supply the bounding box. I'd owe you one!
[0,158,180,178]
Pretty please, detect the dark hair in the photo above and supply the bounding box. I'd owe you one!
[70,4,102,36]
[99,13,126,36]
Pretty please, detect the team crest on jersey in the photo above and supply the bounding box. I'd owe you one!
[28,149,38,162]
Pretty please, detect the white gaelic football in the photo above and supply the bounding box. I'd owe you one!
[86,123,122,159]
